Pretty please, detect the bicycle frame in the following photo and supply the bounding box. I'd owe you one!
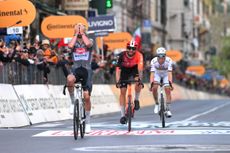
[62,83,86,139]
[73,83,86,140]
[157,81,167,128]
[75,84,85,124]
[126,83,133,132]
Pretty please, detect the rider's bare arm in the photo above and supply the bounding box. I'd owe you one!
[137,52,144,80]
[168,71,173,83]
[82,35,93,48]
[116,67,121,83]
[150,72,155,84]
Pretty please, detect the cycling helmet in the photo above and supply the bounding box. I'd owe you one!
[127,40,138,50]
[156,47,166,57]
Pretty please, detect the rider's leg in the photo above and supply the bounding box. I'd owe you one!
[163,76,172,117]
[120,87,127,117]
[152,82,159,114]
[85,69,93,133]
[134,81,142,110]
[84,91,91,122]
[67,74,76,104]
[165,87,172,105]
[119,87,128,124]
[152,83,159,104]
[163,76,172,108]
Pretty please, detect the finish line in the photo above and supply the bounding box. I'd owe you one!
[33,129,230,137]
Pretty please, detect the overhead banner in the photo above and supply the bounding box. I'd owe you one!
[41,15,88,38]
[166,50,183,62]
[186,65,206,76]
[0,0,36,28]
[64,0,89,10]
[96,32,132,50]
[88,15,115,33]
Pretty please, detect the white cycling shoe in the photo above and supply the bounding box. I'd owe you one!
[85,124,91,133]
[165,110,172,118]
[154,104,159,114]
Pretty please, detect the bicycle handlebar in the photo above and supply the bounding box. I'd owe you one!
[116,79,144,88]
[62,83,87,95]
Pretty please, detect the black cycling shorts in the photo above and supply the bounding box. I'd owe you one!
[72,67,93,94]
[119,65,139,88]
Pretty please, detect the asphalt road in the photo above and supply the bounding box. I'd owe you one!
[1,99,230,153]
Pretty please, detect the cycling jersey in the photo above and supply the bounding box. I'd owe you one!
[150,56,172,75]
[150,56,173,85]
[117,51,143,71]
[72,40,93,70]
[71,40,93,93]
[117,51,143,88]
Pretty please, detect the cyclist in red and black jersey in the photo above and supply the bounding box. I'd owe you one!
[116,40,144,124]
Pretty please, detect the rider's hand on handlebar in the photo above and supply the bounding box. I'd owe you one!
[169,81,174,91]
[116,81,121,88]
[137,78,144,88]
[149,82,154,92]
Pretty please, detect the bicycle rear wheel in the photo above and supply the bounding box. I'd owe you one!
[73,99,79,140]
[127,100,132,132]
[80,102,86,138]
[160,94,165,128]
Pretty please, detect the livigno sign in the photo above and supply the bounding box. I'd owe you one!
[41,15,88,38]
[0,0,36,28]
[88,15,115,33]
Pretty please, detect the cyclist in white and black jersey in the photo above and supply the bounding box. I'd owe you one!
[67,23,93,133]
[149,47,173,118]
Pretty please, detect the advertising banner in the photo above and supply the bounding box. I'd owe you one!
[186,65,206,76]
[47,85,71,120]
[166,50,183,62]
[0,0,36,28]
[41,15,88,38]
[14,85,60,124]
[0,84,30,127]
[96,32,132,50]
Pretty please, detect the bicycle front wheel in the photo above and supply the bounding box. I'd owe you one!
[73,99,79,140]
[80,102,86,138]
[127,100,132,132]
[160,94,165,128]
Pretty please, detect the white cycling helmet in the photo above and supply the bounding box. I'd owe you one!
[156,47,166,57]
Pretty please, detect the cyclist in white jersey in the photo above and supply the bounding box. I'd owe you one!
[67,23,93,133]
[149,47,173,117]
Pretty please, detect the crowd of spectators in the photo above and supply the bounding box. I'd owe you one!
[0,37,107,84]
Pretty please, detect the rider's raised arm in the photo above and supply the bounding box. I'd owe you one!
[68,35,77,49]
[82,35,93,48]
[68,24,79,49]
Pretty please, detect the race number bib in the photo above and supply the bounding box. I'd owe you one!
[73,48,89,61]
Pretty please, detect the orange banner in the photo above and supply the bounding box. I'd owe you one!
[186,65,206,76]
[41,15,88,38]
[96,32,132,51]
[0,0,36,28]
[166,50,183,62]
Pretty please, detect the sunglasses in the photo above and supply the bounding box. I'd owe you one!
[157,54,165,58]
[127,46,136,50]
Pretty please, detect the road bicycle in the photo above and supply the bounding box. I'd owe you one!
[63,81,86,140]
[118,79,143,132]
[157,79,173,128]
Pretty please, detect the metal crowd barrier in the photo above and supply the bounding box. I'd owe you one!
[0,62,151,85]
